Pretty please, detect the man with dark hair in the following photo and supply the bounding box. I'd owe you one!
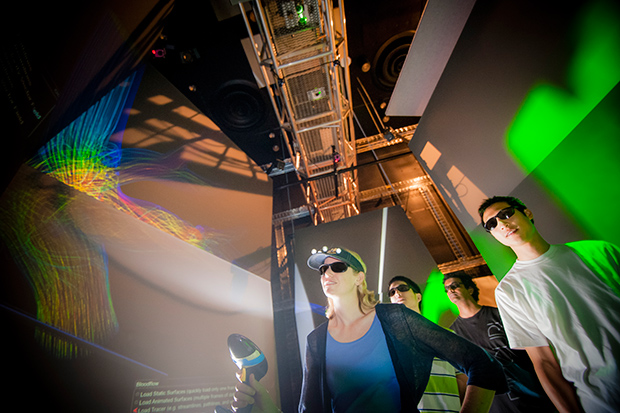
[478,196,529,222]
[388,276,425,311]
[479,196,620,412]
[388,275,463,412]
[443,271,553,413]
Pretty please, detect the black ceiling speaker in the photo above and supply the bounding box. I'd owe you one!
[210,79,268,132]
[148,2,287,167]
[345,0,424,135]
[372,30,415,92]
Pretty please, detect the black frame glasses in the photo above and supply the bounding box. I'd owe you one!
[388,284,412,297]
[483,206,517,232]
[318,261,349,275]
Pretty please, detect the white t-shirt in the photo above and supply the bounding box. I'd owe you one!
[495,242,620,413]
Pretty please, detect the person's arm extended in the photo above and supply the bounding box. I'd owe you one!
[460,385,494,413]
[399,306,507,395]
[525,346,584,413]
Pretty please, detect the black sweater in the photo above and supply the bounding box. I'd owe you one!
[299,303,507,412]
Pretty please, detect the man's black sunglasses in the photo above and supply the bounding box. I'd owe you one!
[483,206,517,232]
[388,284,412,297]
[318,261,349,275]
[444,282,463,293]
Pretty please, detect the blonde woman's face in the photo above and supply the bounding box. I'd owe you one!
[321,257,363,297]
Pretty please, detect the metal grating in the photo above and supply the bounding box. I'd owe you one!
[265,0,322,44]
[285,63,332,120]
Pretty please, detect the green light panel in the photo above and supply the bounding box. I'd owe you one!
[505,0,620,245]
[422,268,458,326]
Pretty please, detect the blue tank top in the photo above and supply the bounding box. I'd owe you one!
[326,314,401,412]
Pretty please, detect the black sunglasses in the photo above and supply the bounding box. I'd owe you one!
[318,261,349,275]
[444,282,463,293]
[388,284,412,297]
[483,206,517,232]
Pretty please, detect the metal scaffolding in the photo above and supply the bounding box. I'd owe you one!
[239,0,358,223]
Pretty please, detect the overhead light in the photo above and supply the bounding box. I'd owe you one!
[355,55,371,72]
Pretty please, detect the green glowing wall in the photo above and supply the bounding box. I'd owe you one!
[506,0,620,247]
[407,0,620,282]
[421,268,458,326]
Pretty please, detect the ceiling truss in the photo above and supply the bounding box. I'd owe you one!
[240,0,487,275]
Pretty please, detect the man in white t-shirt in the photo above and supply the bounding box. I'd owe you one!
[479,196,620,413]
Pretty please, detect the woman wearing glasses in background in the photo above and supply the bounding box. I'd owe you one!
[233,247,507,413]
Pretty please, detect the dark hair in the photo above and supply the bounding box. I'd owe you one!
[443,271,479,302]
[388,276,422,311]
[478,196,532,225]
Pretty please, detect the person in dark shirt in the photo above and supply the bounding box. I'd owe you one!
[444,271,554,413]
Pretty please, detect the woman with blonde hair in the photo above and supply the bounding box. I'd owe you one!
[233,247,506,413]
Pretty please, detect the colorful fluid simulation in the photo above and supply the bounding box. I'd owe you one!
[0,70,216,358]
